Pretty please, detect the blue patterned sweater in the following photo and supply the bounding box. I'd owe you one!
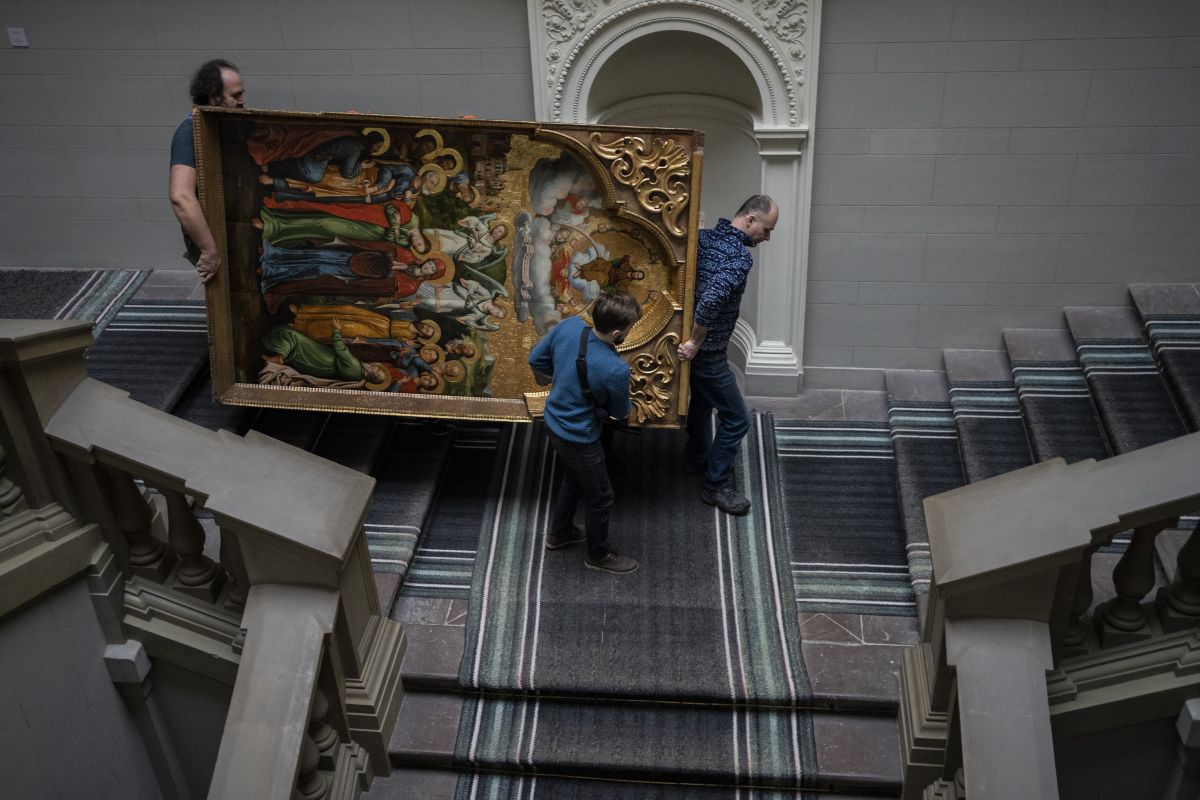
[694,218,753,353]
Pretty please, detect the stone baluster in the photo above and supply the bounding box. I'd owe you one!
[0,442,27,515]
[292,731,330,800]
[1096,521,1171,646]
[220,531,249,612]
[309,687,340,771]
[1157,519,1200,633]
[161,487,223,601]
[1062,546,1096,653]
[99,463,174,581]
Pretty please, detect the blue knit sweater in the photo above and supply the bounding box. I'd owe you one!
[694,218,754,353]
[528,315,632,443]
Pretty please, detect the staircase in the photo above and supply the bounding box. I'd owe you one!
[116,282,1199,796]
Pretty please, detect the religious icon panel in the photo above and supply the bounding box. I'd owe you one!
[196,108,701,425]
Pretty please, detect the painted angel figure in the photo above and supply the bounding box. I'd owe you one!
[411,276,508,332]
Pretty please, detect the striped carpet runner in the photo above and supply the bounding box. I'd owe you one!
[1075,336,1186,453]
[886,397,963,614]
[457,418,811,702]
[1010,357,1110,464]
[942,349,1034,516]
[0,268,147,333]
[86,300,209,411]
[774,419,915,617]
[450,416,818,791]
[1144,312,1200,429]
[399,424,504,598]
[53,269,149,334]
[363,420,456,577]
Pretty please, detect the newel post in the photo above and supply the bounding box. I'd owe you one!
[0,320,94,513]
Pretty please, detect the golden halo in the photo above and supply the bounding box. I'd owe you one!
[363,362,392,391]
[362,127,391,156]
[418,163,447,194]
[419,344,443,366]
[448,338,482,365]
[418,372,444,394]
[415,319,441,344]
[415,249,456,286]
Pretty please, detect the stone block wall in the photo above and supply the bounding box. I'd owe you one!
[0,0,534,268]
[806,0,1200,388]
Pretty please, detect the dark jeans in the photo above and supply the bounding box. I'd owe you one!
[547,428,614,560]
[684,349,750,490]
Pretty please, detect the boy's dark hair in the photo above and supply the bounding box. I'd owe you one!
[735,194,776,219]
[592,290,642,335]
[189,59,239,106]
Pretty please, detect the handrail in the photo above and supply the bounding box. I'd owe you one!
[208,584,339,800]
[901,432,1200,800]
[0,319,406,798]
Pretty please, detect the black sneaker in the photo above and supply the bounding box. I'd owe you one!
[585,550,639,575]
[545,527,586,550]
[702,485,751,516]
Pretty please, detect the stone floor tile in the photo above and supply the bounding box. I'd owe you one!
[861,614,921,646]
[841,389,890,422]
[750,389,845,420]
[803,641,903,707]
[401,624,465,686]
[389,692,462,764]
[813,711,902,789]
[799,612,865,644]
[391,597,459,626]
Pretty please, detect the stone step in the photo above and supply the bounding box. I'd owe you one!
[884,369,964,627]
[366,767,900,799]
[246,407,329,452]
[942,348,1033,483]
[366,421,458,614]
[1129,283,1200,430]
[397,620,905,711]
[1002,328,1111,463]
[1063,306,1188,453]
[310,413,396,475]
[173,371,253,433]
[388,691,901,794]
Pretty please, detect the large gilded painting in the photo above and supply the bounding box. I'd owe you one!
[196,109,701,425]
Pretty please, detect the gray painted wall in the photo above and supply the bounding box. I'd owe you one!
[151,659,233,798]
[0,578,160,799]
[0,0,534,269]
[1056,714,1178,800]
[806,0,1200,388]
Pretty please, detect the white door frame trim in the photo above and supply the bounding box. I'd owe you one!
[527,0,823,394]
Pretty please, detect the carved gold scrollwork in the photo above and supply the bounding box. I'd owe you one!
[589,134,691,237]
[629,333,680,423]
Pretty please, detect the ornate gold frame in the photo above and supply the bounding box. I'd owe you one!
[195,108,700,426]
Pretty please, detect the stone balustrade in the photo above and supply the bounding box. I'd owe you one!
[899,432,1200,800]
[0,320,405,799]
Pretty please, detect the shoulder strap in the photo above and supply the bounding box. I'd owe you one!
[576,324,596,408]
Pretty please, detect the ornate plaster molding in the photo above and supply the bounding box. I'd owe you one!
[530,0,817,127]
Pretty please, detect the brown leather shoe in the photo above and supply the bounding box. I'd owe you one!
[545,526,586,550]
[585,550,639,575]
[702,485,751,516]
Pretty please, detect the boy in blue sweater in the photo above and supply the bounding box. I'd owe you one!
[528,291,643,574]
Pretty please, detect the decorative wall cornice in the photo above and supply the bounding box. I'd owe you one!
[530,0,816,127]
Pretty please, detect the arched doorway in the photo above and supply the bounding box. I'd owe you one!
[587,31,765,340]
[528,1,820,395]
